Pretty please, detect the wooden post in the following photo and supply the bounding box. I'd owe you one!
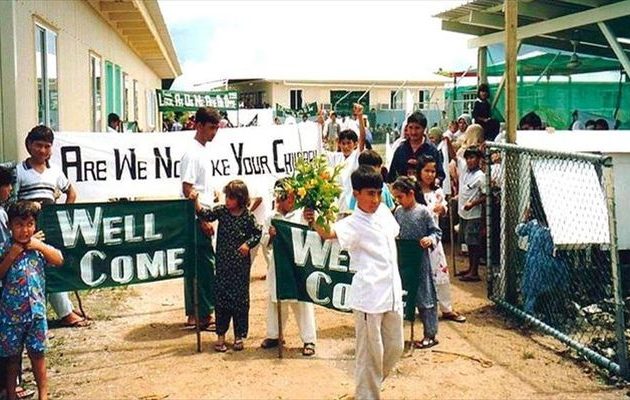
[505,0,518,144]
[478,46,488,86]
[277,300,284,359]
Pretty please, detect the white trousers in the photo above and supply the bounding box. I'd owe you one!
[436,282,453,313]
[265,297,317,344]
[48,292,73,319]
[354,310,404,400]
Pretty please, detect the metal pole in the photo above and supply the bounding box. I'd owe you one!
[449,199,457,276]
[603,161,629,377]
[495,299,623,376]
[485,149,493,299]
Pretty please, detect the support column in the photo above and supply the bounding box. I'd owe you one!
[598,22,630,79]
[504,0,519,305]
[478,46,488,86]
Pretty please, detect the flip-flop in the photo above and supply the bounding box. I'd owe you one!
[459,275,481,282]
[454,270,471,277]
[16,387,35,399]
[302,342,316,357]
[59,317,91,328]
[442,312,467,323]
[414,337,439,349]
[233,339,244,351]
[214,343,228,352]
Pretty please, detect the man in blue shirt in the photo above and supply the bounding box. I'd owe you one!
[387,112,445,184]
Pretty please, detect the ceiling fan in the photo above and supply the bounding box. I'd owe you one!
[567,40,582,69]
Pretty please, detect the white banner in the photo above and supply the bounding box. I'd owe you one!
[51,124,321,202]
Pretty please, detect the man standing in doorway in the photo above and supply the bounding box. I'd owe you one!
[180,107,221,329]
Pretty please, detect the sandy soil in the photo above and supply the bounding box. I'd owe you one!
[38,249,628,400]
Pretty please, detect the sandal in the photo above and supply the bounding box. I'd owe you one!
[59,315,91,328]
[233,339,244,351]
[414,337,439,349]
[302,342,316,357]
[458,275,481,282]
[442,312,467,323]
[15,387,35,399]
[260,338,280,349]
[214,342,228,352]
[454,270,471,277]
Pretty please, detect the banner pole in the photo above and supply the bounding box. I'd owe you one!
[449,198,457,276]
[277,300,284,359]
[193,220,202,353]
[410,318,415,354]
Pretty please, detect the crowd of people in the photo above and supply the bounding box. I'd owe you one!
[0,93,562,400]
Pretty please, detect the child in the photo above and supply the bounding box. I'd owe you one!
[305,165,403,399]
[416,157,466,323]
[348,150,395,211]
[192,180,262,352]
[390,176,442,349]
[322,104,366,215]
[15,125,87,328]
[260,179,317,356]
[455,147,486,282]
[0,200,64,400]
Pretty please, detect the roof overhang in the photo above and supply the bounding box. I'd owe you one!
[435,0,630,62]
[87,0,182,79]
[227,77,451,88]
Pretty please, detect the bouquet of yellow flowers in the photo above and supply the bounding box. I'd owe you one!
[282,154,343,231]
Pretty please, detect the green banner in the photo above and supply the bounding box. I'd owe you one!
[272,220,421,320]
[275,102,319,118]
[40,200,196,293]
[156,89,239,112]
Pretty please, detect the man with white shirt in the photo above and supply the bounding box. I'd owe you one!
[180,107,221,329]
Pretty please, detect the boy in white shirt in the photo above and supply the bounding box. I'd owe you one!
[455,147,486,282]
[324,105,366,215]
[306,165,403,400]
[260,179,317,356]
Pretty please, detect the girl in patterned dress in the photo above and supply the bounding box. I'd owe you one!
[416,156,466,323]
[391,176,442,349]
[192,180,262,352]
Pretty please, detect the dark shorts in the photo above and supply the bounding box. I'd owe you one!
[0,318,47,357]
[461,218,482,247]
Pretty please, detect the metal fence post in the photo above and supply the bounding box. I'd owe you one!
[485,149,493,299]
[603,160,629,378]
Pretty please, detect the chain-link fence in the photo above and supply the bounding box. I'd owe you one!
[485,142,629,377]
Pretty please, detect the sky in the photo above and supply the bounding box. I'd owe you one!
[158,1,478,90]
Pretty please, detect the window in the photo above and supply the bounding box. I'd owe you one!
[133,80,139,123]
[390,90,403,109]
[290,89,302,110]
[146,89,156,131]
[418,90,430,109]
[462,92,476,114]
[35,24,59,130]
[105,61,123,117]
[123,73,132,121]
[89,53,102,131]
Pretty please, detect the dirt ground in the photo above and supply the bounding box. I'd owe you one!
[30,248,628,399]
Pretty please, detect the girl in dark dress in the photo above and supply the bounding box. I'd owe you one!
[472,83,500,141]
[193,180,262,352]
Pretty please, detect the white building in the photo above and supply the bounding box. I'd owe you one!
[0,0,181,160]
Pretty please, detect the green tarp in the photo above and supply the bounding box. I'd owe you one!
[41,200,196,293]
